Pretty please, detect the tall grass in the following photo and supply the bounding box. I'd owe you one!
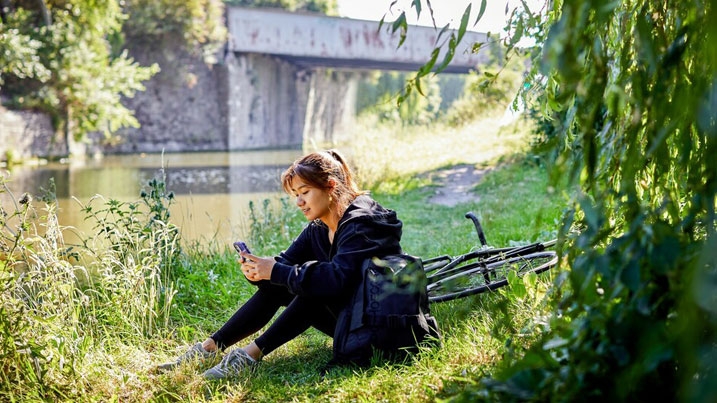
[343,111,534,191]
[0,172,183,400]
[1,111,568,401]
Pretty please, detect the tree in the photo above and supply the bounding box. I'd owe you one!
[394,0,717,400]
[0,0,159,143]
[223,0,337,14]
[357,71,443,125]
[122,0,227,63]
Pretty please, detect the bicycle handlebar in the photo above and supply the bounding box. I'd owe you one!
[464,212,487,247]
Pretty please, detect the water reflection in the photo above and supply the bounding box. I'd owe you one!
[2,149,303,245]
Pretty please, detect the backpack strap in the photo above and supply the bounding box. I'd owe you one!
[349,276,367,332]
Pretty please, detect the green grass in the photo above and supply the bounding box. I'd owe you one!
[148,123,566,401]
[343,113,536,191]
[0,114,570,402]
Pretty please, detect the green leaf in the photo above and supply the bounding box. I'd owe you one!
[474,0,487,26]
[392,12,408,48]
[435,23,450,44]
[509,17,524,47]
[417,47,440,76]
[508,270,527,299]
[471,41,484,54]
[434,34,457,73]
[391,11,406,33]
[456,4,471,44]
[411,0,422,19]
[415,77,425,96]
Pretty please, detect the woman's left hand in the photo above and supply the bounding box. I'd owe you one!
[240,253,276,281]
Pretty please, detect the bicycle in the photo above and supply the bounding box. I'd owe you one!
[423,212,559,303]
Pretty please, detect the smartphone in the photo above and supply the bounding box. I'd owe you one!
[233,241,251,255]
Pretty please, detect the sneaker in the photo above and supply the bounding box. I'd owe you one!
[203,348,257,380]
[156,342,219,372]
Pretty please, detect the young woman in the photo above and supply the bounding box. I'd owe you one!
[158,150,403,379]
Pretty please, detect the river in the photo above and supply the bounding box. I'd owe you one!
[1,149,305,246]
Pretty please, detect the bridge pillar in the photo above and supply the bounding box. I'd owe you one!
[225,53,358,150]
[302,69,358,148]
[226,53,306,150]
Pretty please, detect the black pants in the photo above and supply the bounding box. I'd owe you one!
[211,282,342,355]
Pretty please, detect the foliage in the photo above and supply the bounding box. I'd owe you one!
[0,1,159,141]
[510,1,716,400]
[386,0,717,400]
[0,184,88,400]
[379,0,490,105]
[0,168,183,400]
[394,0,717,401]
[223,0,337,14]
[122,0,227,62]
[357,71,443,125]
[246,196,305,252]
[443,53,526,127]
[79,168,182,277]
[0,26,50,85]
[373,1,525,128]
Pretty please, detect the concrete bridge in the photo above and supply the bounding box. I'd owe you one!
[226,7,489,73]
[217,7,492,152]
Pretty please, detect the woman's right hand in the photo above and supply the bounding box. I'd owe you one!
[240,253,276,281]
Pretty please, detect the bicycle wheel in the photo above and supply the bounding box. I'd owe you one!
[427,251,558,303]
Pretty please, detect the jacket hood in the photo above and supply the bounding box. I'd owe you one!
[338,195,402,236]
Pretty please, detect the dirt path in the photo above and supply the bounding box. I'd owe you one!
[426,164,488,207]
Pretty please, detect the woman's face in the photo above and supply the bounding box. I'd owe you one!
[289,177,333,223]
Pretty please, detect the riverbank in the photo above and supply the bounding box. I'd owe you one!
[1,112,568,402]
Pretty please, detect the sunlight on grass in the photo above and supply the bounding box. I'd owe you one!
[342,114,535,190]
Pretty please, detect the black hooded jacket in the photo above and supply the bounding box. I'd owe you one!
[269,195,403,299]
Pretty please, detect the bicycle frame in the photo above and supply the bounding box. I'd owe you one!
[422,212,558,285]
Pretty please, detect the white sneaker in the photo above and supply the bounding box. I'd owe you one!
[202,348,257,379]
[156,342,218,372]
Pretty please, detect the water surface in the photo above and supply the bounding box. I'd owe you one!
[2,149,304,246]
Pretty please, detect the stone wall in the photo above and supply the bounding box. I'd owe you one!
[1,38,358,160]
[0,103,67,160]
[90,36,230,154]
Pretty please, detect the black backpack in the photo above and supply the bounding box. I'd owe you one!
[332,254,441,367]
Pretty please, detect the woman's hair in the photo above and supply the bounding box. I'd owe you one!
[281,150,366,214]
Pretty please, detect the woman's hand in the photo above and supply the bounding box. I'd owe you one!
[240,252,275,281]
